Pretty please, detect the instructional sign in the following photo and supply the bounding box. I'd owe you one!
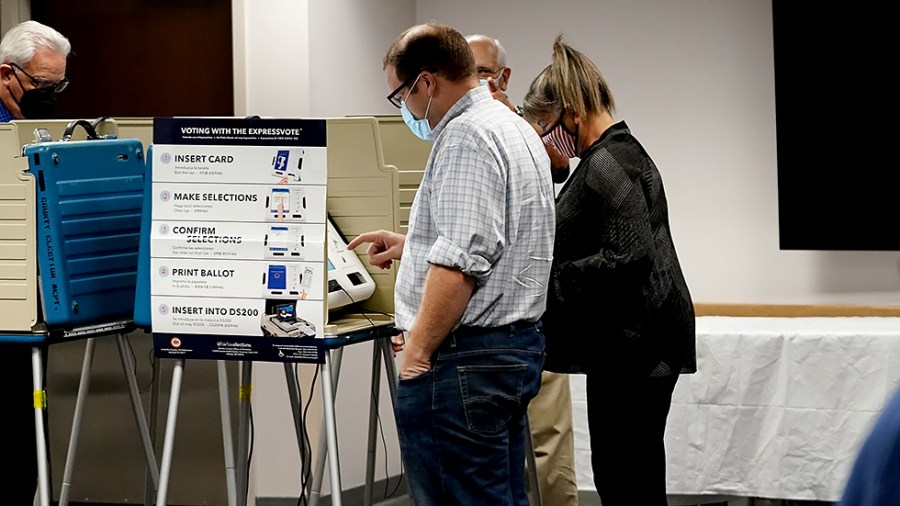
[150,118,328,363]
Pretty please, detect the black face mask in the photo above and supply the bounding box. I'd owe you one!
[14,86,58,119]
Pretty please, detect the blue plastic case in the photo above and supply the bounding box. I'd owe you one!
[25,138,146,329]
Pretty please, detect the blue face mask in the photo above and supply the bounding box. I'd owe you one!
[400,74,434,141]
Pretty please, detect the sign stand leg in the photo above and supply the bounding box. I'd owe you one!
[320,350,343,506]
[218,360,238,506]
[307,347,344,506]
[155,358,185,506]
[235,361,253,506]
[58,338,96,506]
[32,346,51,506]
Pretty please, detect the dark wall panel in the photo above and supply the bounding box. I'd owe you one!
[32,0,233,118]
[772,1,897,251]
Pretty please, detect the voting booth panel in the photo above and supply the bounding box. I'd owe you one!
[0,122,38,332]
[111,117,153,153]
[0,119,150,335]
[325,117,401,316]
[0,119,103,334]
[133,145,154,331]
[363,115,428,235]
[25,137,145,329]
[326,116,428,315]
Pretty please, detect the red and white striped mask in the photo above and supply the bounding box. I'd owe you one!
[540,116,579,159]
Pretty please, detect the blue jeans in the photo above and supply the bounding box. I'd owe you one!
[395,322,545,506]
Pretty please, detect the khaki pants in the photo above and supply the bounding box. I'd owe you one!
[527,371,579,505]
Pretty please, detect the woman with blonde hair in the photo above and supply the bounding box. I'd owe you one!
[523,35,696,506]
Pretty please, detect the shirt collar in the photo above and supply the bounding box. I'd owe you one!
[0,98,13,123]
[430,84,494,139]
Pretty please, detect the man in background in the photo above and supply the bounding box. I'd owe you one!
[0,19,71,502]
[467,33,580,506]
[0,20,70,120]
[466,33,572,184]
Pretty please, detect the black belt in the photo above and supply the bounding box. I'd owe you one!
[451,321,535,339]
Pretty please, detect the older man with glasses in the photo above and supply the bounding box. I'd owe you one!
[0,20,71,121]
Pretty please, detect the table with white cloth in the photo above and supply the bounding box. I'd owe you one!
[569,316,900,502]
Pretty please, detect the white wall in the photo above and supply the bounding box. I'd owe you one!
[238,0,900,501]
[308,1,413,117]
[235,0,311,117]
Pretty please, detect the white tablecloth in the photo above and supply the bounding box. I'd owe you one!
[570,316,900,501]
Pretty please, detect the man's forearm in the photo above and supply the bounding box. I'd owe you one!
[408,264,476,357]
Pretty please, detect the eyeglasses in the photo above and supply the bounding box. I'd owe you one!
[476,66,505,80]
[10,62,69,93]
[386,73,419,109]
[536,114,560,137]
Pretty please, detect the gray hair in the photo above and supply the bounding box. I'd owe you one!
[0,20,71,66]
[465,33,507,68]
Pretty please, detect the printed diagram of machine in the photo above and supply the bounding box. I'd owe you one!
[271,149,304,181]
[264,225,306,258]
[260,302,316,338]
[268,186,307,221]
[263,264,314,298]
